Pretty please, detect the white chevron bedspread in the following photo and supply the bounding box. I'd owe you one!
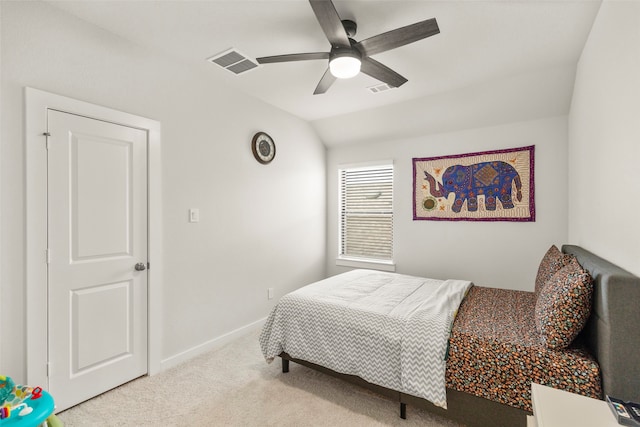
[259,269,472,409]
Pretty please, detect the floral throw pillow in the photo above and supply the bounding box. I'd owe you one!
[534,245,572,296]
[535,257,593,349]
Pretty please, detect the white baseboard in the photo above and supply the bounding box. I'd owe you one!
[157,317,267,372]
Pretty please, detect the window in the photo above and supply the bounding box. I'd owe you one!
[338,163,394,267]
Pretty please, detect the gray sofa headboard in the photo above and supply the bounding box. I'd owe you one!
[562,245,640,402]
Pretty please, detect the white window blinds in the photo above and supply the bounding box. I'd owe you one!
[339,164,393,262]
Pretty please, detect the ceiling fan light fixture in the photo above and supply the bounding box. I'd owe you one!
[329,50,362,79]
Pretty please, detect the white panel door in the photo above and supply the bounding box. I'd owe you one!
[47,110,148,411]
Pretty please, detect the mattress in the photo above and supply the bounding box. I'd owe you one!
[445,286,602,411]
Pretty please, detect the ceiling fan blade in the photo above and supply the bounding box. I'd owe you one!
[313,68,337,95]
[360,57,408,88]
[256,52,330,64]
[309,0,350,48]
[355,18,439,57]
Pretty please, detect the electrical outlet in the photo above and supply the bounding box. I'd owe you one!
[268,288,274,300]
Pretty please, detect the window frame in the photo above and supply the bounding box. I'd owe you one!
[336,161,395,272]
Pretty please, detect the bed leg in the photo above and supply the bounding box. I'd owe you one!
[282,358,289,373]
[400,402,407,419]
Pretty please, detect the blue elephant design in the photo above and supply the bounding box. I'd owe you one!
[424,161,522,213]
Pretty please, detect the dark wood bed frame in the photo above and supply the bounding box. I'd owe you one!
[278,245,640,427]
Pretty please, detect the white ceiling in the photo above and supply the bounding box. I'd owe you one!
[46,0,601,138]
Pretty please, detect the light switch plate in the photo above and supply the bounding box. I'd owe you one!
[189,208,200,223]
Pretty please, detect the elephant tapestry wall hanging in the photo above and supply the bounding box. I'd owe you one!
[413,145,535,222]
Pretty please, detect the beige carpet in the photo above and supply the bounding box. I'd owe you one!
[57,330,462,426]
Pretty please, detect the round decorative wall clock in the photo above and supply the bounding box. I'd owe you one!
[251,132,276,164]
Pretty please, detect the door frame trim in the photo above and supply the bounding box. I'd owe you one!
[25,87,163,387]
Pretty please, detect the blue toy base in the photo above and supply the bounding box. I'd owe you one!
[0,390,55,426]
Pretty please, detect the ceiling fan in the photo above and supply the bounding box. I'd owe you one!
[256,0,440,95]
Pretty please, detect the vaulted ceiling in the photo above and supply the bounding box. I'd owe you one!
[46,0,602,145]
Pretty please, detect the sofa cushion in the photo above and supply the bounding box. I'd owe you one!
[535,257,593,349]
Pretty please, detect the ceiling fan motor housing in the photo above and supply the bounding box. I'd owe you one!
[329,45,362,63]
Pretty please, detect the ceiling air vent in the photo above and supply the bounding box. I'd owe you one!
[207,48,258,75]
[367,82,396,94]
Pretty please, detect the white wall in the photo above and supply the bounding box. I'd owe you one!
[0,1,326,381]
[568,0,640,277]
[327,116,569,291]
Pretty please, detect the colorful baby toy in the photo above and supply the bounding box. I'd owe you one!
[0,375,56,426]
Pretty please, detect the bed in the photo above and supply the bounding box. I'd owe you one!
[259,245,640,427]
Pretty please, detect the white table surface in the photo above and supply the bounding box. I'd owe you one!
[531,383,621,427]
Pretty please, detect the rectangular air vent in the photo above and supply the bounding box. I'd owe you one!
[207,48,259,75]
[367,82,396,94]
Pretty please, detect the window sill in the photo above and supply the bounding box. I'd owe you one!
[336,257,396,272]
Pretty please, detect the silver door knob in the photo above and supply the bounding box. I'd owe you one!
[135,262,147,271]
